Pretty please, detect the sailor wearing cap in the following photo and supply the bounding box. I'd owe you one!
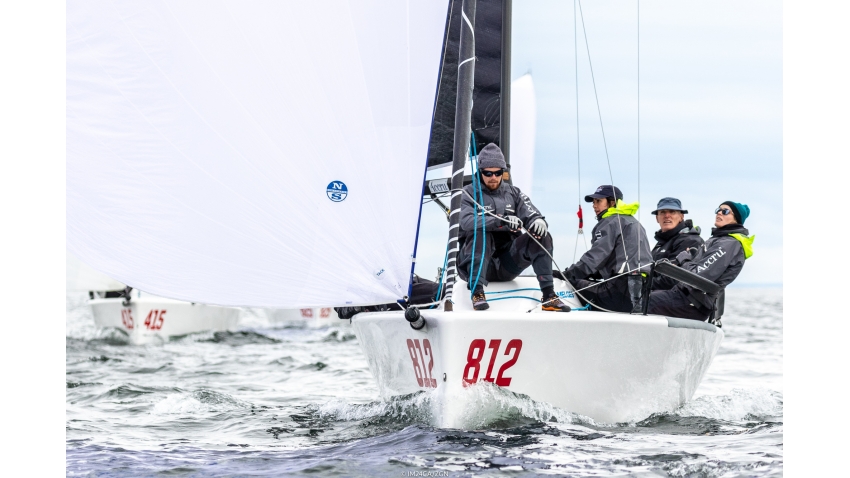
[562,185,652,312]
[647,201,755,323]
[650,197,704,291]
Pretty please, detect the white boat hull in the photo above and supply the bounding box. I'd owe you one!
[90,293,240,344]
[267,307,340,328]
[351,278,723,427]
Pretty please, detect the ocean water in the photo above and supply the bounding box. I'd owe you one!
[66,288,782,476]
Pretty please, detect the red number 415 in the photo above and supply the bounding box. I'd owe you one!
[143,309,166,330]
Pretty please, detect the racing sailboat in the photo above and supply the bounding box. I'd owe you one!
[67,253,240,344]
[67,0,722,426]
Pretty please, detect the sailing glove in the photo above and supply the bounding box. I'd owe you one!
[675,249,695,265]
[529,218,548,237]
[502,215,521,230]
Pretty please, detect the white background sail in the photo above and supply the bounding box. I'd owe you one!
[509,74,537,195]
[67,1,448,308]
[66,252,125,292]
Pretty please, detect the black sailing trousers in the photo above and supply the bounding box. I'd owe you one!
[458,231,554,291]
[647,286,711,321]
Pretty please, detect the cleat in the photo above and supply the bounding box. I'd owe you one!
[472,291,489,311]
[541,293,571,312]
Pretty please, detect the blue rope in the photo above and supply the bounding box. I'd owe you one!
[487,288,543,295]
[488,295,542,302]
[470,133,486,298]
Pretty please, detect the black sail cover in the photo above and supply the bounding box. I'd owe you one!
[427,0,506,170]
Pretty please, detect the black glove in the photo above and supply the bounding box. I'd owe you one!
[561,266,575,282]
[675,248,695,265]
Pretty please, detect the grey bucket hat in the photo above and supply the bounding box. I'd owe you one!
[651,197,688,215]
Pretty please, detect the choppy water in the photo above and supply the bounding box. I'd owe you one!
[66,288,782,476]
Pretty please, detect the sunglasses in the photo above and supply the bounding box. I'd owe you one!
[715,207,733,215]
[480,169,504,177]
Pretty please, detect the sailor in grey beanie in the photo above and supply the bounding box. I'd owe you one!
[477,143,508,170]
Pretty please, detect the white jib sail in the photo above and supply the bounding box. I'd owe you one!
[508,74,537,195]
[67,1,449,308]
[67,252,126,292]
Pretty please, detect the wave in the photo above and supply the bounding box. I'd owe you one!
[675,388,782,421]
[198,330,280,345]
[315,382,590,430]
[321,328,358,343]
[151,389,251,415]
[105,384,181,399]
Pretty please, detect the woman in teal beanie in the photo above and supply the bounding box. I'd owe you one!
[647,201,755,325]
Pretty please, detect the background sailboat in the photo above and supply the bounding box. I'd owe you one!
[67,253,240,343]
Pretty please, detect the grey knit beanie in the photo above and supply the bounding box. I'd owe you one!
[477,143,507,170]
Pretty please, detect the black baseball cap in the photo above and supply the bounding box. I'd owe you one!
[584,185,623,203]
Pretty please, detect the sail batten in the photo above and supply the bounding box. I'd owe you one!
[67,0,449,308]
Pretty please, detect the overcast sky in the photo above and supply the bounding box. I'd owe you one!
[415,0,782,286]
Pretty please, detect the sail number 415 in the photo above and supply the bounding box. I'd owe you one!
[143,309,166,330]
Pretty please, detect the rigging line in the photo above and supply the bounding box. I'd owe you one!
[536,262,653,313]
[572,0,586,266]
[637,0,642,268]
[457,188,655,314]
[577,0,630,270]
[574,0,581,221]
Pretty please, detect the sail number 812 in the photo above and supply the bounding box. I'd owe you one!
[463,339,522,387]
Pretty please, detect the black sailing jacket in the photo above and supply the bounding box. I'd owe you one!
[651,219,704,290]
[675,224,751,310]
[565,205,653,281]
[459,180,544,239]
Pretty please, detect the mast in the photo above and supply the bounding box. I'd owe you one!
[500,0,512,178]
[443,0,477,311]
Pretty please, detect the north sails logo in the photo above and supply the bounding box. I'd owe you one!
[327,181,348,202]
[696,247,726,272]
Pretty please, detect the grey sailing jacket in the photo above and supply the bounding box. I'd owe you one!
[459,180,545,238]
[675,224,750,310]
[565,209,653,281]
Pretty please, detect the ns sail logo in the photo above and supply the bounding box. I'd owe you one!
[326,181,348,202]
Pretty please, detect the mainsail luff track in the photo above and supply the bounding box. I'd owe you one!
[443,0,477,310]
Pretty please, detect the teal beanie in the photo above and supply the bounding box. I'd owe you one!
[721,201,750,225]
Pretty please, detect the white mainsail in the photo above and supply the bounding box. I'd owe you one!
[67,1,449,308]
[508,74,537,195]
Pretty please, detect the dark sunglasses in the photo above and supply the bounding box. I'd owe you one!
[480,169,504,177]
[715,207,733,215]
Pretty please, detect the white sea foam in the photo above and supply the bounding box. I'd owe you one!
[676,388,783,421]
[151,389,249,415]
[316,383,589,430]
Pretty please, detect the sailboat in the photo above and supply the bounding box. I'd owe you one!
[67,253,240,343]
[67,0,721,426]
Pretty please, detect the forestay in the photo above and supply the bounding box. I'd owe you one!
[67,1,448,308]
